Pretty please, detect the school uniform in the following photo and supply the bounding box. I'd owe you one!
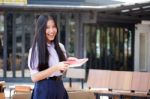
[28,43,68,99]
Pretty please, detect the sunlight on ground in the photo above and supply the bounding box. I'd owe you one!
[113,0,150,3]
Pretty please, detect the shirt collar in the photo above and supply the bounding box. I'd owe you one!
[47,42,54,47]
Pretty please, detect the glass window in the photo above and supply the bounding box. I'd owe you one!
[6,12,34,77]
[0,13,4,77]
[6,13,13,77]
[60,14,66,46]
[68,14,76,56]
[24,13,34,77]
[0,14,4,32]
[84,24,134,71]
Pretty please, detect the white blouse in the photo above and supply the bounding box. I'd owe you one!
[28,42,67,77]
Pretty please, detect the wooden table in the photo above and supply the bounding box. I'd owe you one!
[0,93,5,99]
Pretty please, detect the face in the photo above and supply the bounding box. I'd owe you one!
[46,19,57,44]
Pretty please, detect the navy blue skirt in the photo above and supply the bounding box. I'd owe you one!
[31,78,68,99]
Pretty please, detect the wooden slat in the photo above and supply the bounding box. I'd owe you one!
[131,72,150,92]
[87,69,110,88]
[109,71,119,90]
[117,71,132,91]
[109,71,132,91]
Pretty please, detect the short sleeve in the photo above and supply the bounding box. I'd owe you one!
[28,48,39,75]
[59,43,67,58]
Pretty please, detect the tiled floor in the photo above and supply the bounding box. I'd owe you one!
[3,82,109,99]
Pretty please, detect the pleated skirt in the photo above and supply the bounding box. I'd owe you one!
[31,78,68,99]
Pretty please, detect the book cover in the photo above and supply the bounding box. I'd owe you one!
[67,58,88,67]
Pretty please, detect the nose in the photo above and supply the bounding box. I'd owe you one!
[48,28,54,35]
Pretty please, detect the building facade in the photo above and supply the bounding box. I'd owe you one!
[0,0,150,82]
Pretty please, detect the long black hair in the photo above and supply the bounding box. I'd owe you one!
[30,14,66,71]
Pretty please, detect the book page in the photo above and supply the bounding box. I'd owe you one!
[67,58,88,67]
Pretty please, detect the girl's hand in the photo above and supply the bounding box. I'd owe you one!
[56,62,69,72]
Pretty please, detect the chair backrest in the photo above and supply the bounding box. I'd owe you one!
[12,93,32,99]
[87,69,132,91]
[131,71,150,92]
[15,86,32,93]
[65,68,86,89]
[87,69,110,89]
[66,68,85,79]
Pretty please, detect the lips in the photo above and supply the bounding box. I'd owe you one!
[47,34,55,40]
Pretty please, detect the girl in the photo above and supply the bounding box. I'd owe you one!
[28,14,72,99]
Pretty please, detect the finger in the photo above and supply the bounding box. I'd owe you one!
[63,61,70,65]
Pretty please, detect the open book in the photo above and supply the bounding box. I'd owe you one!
[67,58,88,68]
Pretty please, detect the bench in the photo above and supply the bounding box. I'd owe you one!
[87,69,150,99]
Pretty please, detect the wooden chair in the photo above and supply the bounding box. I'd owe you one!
[65,68,85,90]
[87,69,121,99]
[87,70,133,99]
[87,69,150,99]
[12,85,32,99]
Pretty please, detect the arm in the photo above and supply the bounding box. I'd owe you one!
[31,62,69,82]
